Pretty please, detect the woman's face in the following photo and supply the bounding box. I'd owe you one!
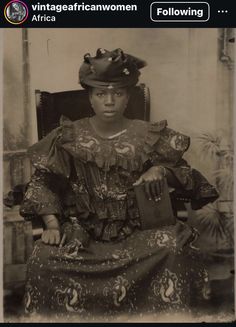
[89,87,130,123]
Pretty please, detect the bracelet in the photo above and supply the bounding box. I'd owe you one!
[44,217,58,224]
[42,216,60,229]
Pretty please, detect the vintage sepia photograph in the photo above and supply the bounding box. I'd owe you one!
[2,28,235,322]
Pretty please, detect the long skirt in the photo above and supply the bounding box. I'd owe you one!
[24,221,209,320]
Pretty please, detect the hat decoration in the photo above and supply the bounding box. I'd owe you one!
[79,48,147,89]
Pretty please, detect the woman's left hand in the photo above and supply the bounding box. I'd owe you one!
[133,166,166,201]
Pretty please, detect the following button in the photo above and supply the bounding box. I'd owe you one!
[150,2,210,22]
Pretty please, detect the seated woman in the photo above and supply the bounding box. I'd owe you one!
[20,48,219,319]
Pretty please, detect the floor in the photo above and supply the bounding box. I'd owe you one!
[4,277,235,323]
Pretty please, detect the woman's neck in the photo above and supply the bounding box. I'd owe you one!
[90,116,130,138]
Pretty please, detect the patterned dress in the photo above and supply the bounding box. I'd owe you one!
[20,118,218,319]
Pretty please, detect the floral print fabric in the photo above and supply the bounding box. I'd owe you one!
[20,118,217,317]
[24,224,208,317]
[20,118,218,241]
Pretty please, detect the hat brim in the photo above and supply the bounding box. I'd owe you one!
[80,76,139,89]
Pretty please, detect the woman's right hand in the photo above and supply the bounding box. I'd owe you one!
[41,214,61,245]
[41,229,61,245]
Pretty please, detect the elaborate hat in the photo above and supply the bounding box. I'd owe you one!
[79,48,147,89]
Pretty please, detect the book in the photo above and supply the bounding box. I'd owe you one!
[134,178,176,230]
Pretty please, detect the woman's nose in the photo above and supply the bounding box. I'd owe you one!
[105,93,115,105]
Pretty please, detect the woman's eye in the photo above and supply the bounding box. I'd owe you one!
[96,93,105,97]
[115,92,122,97]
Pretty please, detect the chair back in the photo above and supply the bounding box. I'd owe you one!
[35,84,150,139]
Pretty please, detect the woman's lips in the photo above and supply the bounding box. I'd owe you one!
[103,111,117,116]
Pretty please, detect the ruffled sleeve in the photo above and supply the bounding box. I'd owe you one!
[144,121,219,209]
[20,119,76,221]
[144,120,190,164]
[20,170,63,220]
[27,122,72,178]
[188,169,219,209]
